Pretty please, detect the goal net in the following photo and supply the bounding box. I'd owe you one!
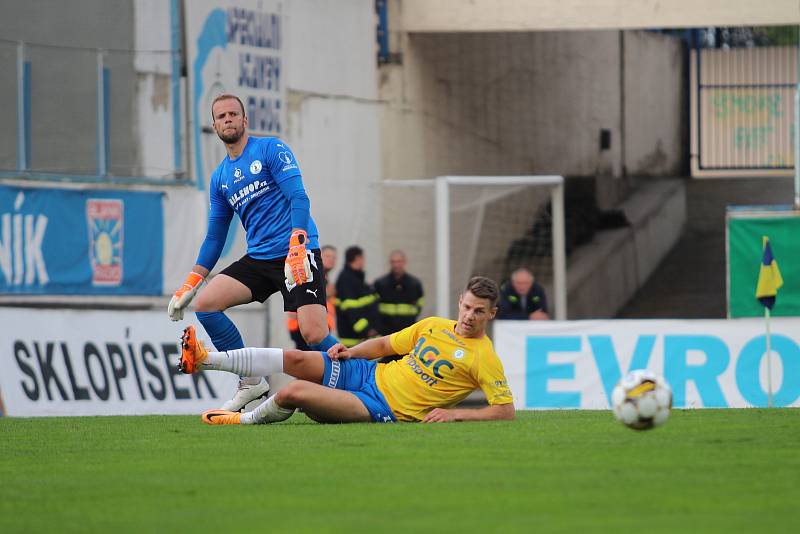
[381,176,566,320]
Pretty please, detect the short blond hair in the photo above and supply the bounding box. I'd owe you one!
[211,93,246,119]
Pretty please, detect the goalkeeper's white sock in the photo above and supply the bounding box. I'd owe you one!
[202,347,284,377]
[240,394,295,425]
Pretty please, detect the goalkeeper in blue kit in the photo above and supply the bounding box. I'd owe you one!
[168,93,337,411]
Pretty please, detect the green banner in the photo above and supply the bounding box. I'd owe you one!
[727,211,800,317]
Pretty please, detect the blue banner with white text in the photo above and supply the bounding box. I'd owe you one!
[0,185,163,295]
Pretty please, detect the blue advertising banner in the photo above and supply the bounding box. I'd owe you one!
[0,185,163,295]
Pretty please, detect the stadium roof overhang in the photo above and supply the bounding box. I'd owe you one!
[398,0,800,32]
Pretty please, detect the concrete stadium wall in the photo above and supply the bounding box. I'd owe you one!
[133,0,178,179]
[623,31,685,178]
[381,30,684,183]
[383,31,623,180]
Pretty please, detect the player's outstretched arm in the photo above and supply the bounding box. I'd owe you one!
[421,403,515,423]
[327,335,396,361]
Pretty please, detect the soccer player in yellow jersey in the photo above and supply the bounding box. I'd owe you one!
[180,276,515,424]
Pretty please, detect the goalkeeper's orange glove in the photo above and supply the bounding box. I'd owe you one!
[284,230,313,287]
[168,271,205,321]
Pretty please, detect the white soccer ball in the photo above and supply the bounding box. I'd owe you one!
[611,370,672,430]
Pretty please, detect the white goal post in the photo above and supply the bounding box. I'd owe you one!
[383,175,567,320]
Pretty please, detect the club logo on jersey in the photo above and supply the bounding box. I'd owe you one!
[86,199,123,286]
[250,160,262,174]
[278,151,298,172]
[454,349,465,359]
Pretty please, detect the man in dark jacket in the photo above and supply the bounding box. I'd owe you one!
[375,250,425,335]
[335,246,379,347]
[497,267,550,320]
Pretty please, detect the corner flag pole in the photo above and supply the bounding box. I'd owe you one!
[765,306,773,408]
[756,235,782,408]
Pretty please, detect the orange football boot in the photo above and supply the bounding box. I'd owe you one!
[201,409,242,425]
[178,325,208,374]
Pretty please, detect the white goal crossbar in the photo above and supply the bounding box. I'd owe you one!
[383,175,567,320]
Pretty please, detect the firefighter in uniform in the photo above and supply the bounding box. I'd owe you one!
[335,246,379,347]
[375,250,424,335]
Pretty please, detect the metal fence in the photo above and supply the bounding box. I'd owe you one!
[0,39,183,184]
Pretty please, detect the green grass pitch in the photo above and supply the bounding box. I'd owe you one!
[1,409,798,533]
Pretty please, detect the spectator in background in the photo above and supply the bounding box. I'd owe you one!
[375,250,424,335]
[287,244,338,349]
[374,250,424,363]
[335,246,379,347]
[497,267,550,320]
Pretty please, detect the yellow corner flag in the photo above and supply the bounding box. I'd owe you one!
[755,236,783,310]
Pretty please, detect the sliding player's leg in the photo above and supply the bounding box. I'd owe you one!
[195,346,395,425]
[260,355,393,424]
[202,381,371,425]
[197,352,370,425]
[276,381,371,423]
[184,333,333,426]
[179,326,325,382]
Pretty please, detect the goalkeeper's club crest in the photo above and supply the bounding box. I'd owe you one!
[86,199,124,286]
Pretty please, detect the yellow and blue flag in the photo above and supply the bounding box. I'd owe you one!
[755,236,783,310]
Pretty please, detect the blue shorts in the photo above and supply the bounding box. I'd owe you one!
[321,354,396,423]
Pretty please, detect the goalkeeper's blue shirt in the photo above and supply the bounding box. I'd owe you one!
[199,136,320,269]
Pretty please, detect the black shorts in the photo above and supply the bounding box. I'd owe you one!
[220,249,327,312]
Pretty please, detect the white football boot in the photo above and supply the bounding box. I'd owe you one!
[221,377,270,412]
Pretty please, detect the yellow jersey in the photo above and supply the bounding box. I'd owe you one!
[374,316,513,422]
